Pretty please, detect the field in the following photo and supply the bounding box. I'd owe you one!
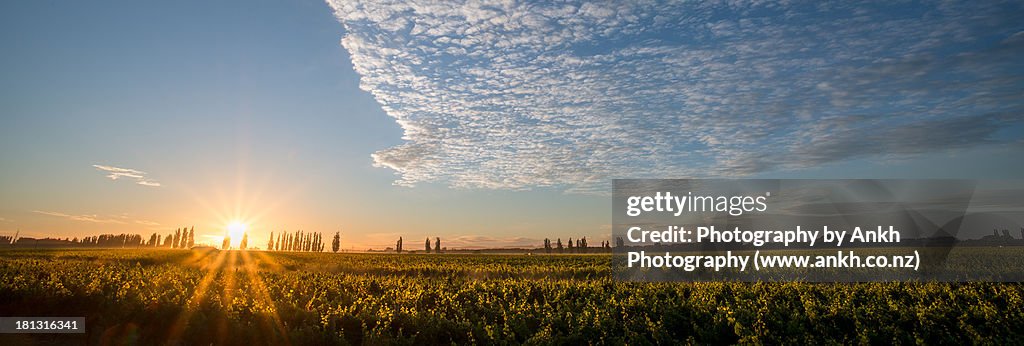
[1,249,1023,345]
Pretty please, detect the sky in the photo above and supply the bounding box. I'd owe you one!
[1,0,1022,249]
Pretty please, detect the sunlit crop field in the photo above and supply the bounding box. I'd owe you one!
[1,249,1023,344]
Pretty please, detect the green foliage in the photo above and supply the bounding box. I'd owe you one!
[0,249,1022,344]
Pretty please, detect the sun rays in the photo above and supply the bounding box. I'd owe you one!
[166,248,291,344]
[176,160,309,250]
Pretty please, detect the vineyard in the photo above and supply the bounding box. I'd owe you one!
[1,249,1023,344]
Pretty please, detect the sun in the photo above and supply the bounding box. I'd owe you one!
[227,221,247,245]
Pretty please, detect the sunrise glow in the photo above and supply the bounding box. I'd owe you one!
[227,221,247,247]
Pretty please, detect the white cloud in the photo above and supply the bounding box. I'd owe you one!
[33,210,127,224]
[93,164,161,187]
[328,0,1024,192]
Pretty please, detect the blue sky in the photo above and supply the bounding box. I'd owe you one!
[1,0,1022,248]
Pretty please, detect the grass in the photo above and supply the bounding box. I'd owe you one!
[0,248,1022,345]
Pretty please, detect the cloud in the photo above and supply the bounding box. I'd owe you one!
[33,210,127,224]
[92,164,161,187]
[134,220,162,227]
[444,235,542,249]
[328,0,1024,192]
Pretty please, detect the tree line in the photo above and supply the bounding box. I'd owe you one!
[388,236,444,253]
[1,227,196,249]
[2,231,148,248]
[145,226,195,249]
[265,230,325,252]
[541,237,613,253]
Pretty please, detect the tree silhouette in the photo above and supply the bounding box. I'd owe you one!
[425,238,431,252]
[556,238,564,253]
[332,231,340,253]
[268,231,275,251]
[240,233,248,250]
[163,234,173,248]
[543,238,552,253]
[222,235,231,250]
[187,226,195,248]
[435,237,440,254]
[396,237,403,253]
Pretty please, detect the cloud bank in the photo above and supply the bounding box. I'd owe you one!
[328,0,1024,192]
[93,164,161,187]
